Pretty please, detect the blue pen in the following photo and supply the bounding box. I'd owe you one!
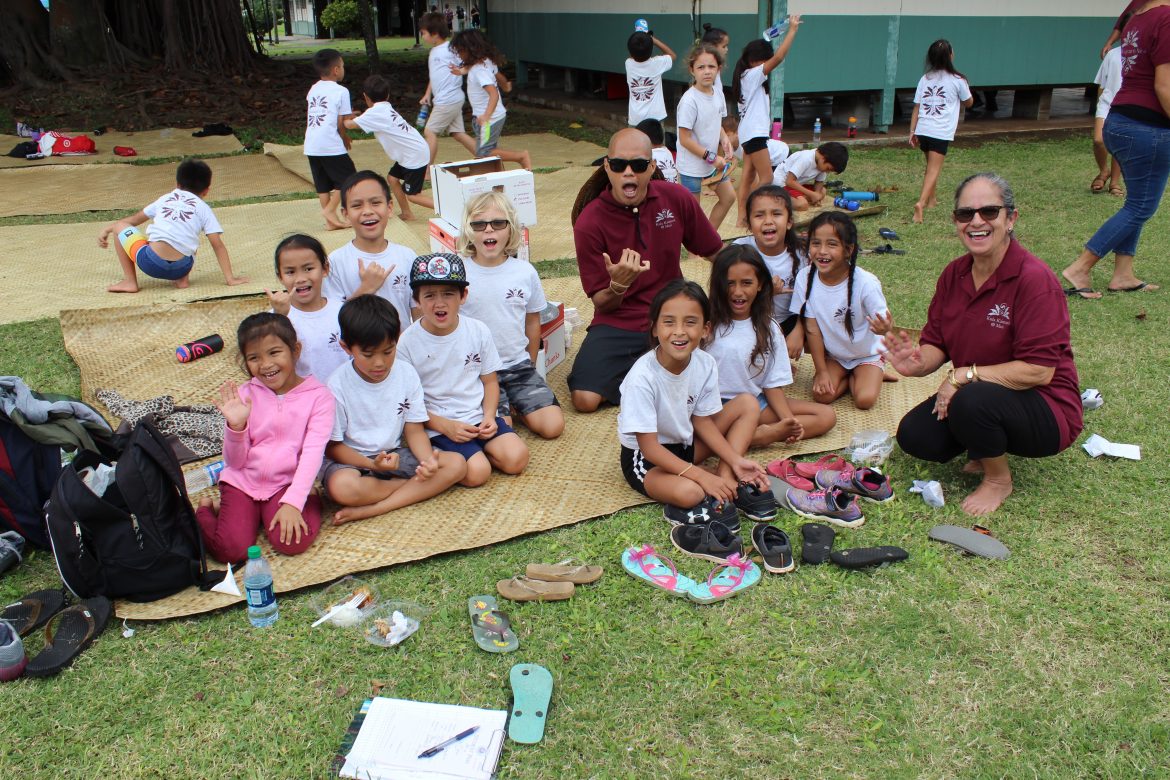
[418,725,479,759]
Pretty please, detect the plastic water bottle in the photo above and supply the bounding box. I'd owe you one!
[848,116,858,138]
[184,460,224,493]
[834,197,860,211]
[763,20,789,41]
[841,190,879,202]
[416,103,430,129]
[812,117,822,144]
[244,545,279,627]
[771,119,783,140]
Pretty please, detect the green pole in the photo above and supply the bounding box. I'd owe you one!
[767,0,788,132]
[875,15,901,133]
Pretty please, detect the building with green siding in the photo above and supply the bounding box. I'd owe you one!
[485,0,1122,131]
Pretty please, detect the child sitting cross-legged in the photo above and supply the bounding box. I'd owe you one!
[459,191,564,439]
[196,313,335,562]
[398,253,530,487]
[618,279,776,527]
[324,295,467,524]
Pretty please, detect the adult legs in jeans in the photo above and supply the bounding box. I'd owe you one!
[896,383,1061,517]
[1063,113,1169,297]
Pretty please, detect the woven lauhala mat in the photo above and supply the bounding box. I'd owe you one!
[264,133,606,185]
[60,260,938,620]
[0,198,429,325]
[0,155,311,218]
[0,128,243,169]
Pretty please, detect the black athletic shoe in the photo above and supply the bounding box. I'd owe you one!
[735,483,778,521]
[670,520,743,563]
[663,496,740,534]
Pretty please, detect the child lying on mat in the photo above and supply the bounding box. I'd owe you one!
[197,313,334,562]
[324,295,466,524]
[97,158,248,293]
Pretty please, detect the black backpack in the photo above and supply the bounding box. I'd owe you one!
[45,416,222,602]
[0,416,62,548]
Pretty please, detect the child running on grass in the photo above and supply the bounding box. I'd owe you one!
[733,185,807,357]
[704,243,835,448]
[323,295,467,524]
[910,39,973,223]
[303,48,357,230]
[618,279,773,526]
[449,29,532,170]
[196,313,335,562]
[98,158,247,293]
[398,252,530,487]
[345,75,434,221]
[731,16,801,227]
[266,234,349,382]
[419,12,477,164]
[675,43,736,231]
[791,211,892,410]
[459,191,565,439]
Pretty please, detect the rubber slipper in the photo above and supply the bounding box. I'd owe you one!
[1107,281,1159,293]
[508,663,553,744]
[24,596,111,678]
[871,243,906,255]
[1064,286,1100,299]
[1,589,67,638]
[497,576,575,602]
[878,227,900,240]
[800,523,836,565]
[687,554,761,604]
[765,458,814,491]
[751,523,795,574]
[525,562,603,584]
[830,546,909,569]
[792,454,848,480]
[467,595,519,653]
[621,544,696,598]
[928,524,1010,559]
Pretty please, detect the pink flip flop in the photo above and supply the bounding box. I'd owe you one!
[792,454,849,480]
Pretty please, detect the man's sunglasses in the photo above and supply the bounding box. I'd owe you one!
[607,157,652,173]
[469,219,510,232]
[952,205,1006,223]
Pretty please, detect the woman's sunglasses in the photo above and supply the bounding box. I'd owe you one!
[607,157,652,173]
[469,219,511,232]
[953,205,1006,223]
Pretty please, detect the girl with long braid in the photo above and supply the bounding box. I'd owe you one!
[790,212,891,410]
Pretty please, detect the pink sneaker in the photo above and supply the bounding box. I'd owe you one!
[814,466,895,503]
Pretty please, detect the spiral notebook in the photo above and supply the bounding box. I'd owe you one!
[336,696,507,780]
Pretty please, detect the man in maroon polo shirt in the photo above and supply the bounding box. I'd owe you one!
[567,128,724,412]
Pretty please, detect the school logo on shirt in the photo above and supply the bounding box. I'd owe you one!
[328,332,340,345]
[160,192,197,223]
[921,85,947,117]
[655,208,677,230]
[833,306,852,324]
[629,77,657,102]
[397,399,411,416]
[464,352,482,367]
[391,273,409,288]
[986,303,1011,329]
[686,394,695,411]
[1122,30,1140,74]
[307,95,329,127]
[389,109,413,133]
[505,288,527,302]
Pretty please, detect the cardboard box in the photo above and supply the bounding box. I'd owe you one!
[428,217,460,254]
[536,302,566,378]
[431,157,537,227]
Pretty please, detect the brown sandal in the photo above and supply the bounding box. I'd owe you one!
[1109,185,1125,197]
[1090,174,1108,193]
[524,563,603,584]
[497,576,575,602]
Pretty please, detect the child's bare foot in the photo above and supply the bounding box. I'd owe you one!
[961,474,1013,516]
[173,276,190,289]
[333,504,385,525]
[962,459,984,475]
[519,151,532,171]
[926,197,938,209]
[912,202,924,223]
[107,280,140,293]
[399,210,416,221]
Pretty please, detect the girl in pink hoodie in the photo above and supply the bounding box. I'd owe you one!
[196,313,336,562]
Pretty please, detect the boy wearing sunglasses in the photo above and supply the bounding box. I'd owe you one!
[568,128,724,413]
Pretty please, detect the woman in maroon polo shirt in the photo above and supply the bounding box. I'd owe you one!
[883,173,1083,516]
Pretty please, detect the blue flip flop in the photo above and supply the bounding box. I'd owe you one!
[467,595,519,653]
[508,663,553,744]
[687,554,761,604]
[621,545,696,598]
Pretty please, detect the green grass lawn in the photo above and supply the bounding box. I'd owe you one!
[264,35,428,61]
[1,136,1169,778]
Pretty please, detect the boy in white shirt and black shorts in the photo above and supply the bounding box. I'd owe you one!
[419,12,477,164]
[303,48,356,230]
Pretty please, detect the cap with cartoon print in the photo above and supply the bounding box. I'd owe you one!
[409,252,469,290]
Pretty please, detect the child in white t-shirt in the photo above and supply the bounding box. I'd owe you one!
[634,118,678,183]
[419,12,477,164]
[618,279,772,525]
[346,74,435,221]
[676,43,736,231]
[1092,43,1125,195]
[625,30,677,126]
[449,29,532,170]
[323,171,418,328]
[265,234,349,382]
[398,252,530,487]
[704,244,835,448]
[730,16,800,226]
[303,48,357,230]
[324,295,467,524]
[772,142,848,211]
[458,192,564,440]
[98,158,248,293]
[909,39,974,223]
[790,212,891,410]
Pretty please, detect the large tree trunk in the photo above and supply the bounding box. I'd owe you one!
[0,0,74,86]
[356,0,381,72]
[161,0,258,74]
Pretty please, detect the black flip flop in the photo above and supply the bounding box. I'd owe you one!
[830,546,909,569]
[800,523,835,565]
[1064,287,1099,299]
[871,243,906,255]
[1,589,67,638]
[1107,282,1158,293]
[751,524,795,574]
[878,227,900,241]
[24,596,111,678]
